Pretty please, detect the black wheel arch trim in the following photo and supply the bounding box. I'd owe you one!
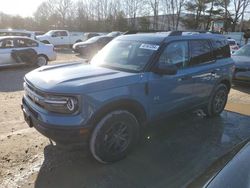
[86,99,147,129]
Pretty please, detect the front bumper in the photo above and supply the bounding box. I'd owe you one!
[48,52,57,61]
[21,97,90,144]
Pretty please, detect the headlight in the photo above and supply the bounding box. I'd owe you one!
[44,96,79,114]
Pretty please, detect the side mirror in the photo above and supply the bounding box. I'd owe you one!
[51,34,57,37]
[153,64,178,75]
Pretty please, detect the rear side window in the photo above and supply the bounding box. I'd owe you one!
[16,39,38,48]
[189,40,213,66]
[212,39,230,59]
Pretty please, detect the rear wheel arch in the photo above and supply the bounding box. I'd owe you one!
[38,54,49,61]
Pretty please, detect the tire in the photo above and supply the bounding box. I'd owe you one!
[36,55,48,67]
[90,110,139,163]
[206,84,229,117]
[75,40,82,43]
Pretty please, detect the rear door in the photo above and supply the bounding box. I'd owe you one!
[0,38,15,65]
[187,39,218,105]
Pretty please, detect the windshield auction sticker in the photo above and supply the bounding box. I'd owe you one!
[139,44,159,51]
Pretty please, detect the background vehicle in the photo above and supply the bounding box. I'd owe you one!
[0,36,56,67]
[72,35,114,57]
[228,38,239,53]
[232,44,250,84]
[36,30,84,46]
[83,32,101,41]
[106,31,123,37]
[22,32,234,163]
[188,140,250,188]
[0,29,36,39]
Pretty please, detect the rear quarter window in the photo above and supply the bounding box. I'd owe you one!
[189,40,214,66]
[212,39,231,59]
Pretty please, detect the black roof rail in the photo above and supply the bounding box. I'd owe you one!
[168,31,183,36]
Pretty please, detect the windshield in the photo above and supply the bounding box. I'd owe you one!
[233,45,250,56]
[85,36,101,43]
[91,40,159,72]
[44,31,54,35]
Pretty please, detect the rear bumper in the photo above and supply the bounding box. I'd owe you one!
[48,52,57,61]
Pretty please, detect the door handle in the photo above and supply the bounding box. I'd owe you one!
[211,68,221,75]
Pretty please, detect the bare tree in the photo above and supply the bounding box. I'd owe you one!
[149,0,161,30]
[164,0,185,30]
[231,0,250,31]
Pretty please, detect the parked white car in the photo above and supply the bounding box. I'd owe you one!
[36,30,84,46]
[0,29,36,39]
[228,38,239,54]
[0,36,56,67]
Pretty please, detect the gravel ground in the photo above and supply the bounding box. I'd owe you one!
[0,50,249,188]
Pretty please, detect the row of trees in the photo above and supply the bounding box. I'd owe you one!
[0,0,249,32]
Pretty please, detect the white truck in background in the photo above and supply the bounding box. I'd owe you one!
[36,30,84,46]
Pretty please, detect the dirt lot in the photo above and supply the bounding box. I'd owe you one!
[0,50,250,188]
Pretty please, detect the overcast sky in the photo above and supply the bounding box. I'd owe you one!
[0,0,46,17]
[0,0,249,19]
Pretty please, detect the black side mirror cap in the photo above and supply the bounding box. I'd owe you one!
[153,64,178,75]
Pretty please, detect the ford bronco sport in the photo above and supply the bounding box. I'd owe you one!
[21,32,234,163]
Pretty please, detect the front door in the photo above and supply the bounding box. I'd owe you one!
[148,41,196,120]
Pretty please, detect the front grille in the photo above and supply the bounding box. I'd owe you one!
[24,82,46,109]
[22,97,39,118]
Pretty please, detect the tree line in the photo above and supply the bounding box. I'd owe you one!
[0,0,249,32]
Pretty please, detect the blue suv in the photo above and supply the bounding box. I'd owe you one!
[21,32,234,163]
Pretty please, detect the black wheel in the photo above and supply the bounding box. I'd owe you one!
[90,110,139,163]
[206,84,229,117]
[36,55,48,67]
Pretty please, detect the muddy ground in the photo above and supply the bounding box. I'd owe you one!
[0,50,250,188]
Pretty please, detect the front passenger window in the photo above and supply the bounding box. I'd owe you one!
[158,41,189,69]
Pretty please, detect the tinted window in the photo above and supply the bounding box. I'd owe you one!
[158,41,189,69]
[0,39,14,48]
[189,40,213,66]
[16,39,38,48]
[212,39,230,59]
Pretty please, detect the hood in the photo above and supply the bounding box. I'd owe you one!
[232,56,250,68]
[24,62,141,94]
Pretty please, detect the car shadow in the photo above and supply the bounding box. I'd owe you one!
[34,111,250,188]
[0,67,33,92]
